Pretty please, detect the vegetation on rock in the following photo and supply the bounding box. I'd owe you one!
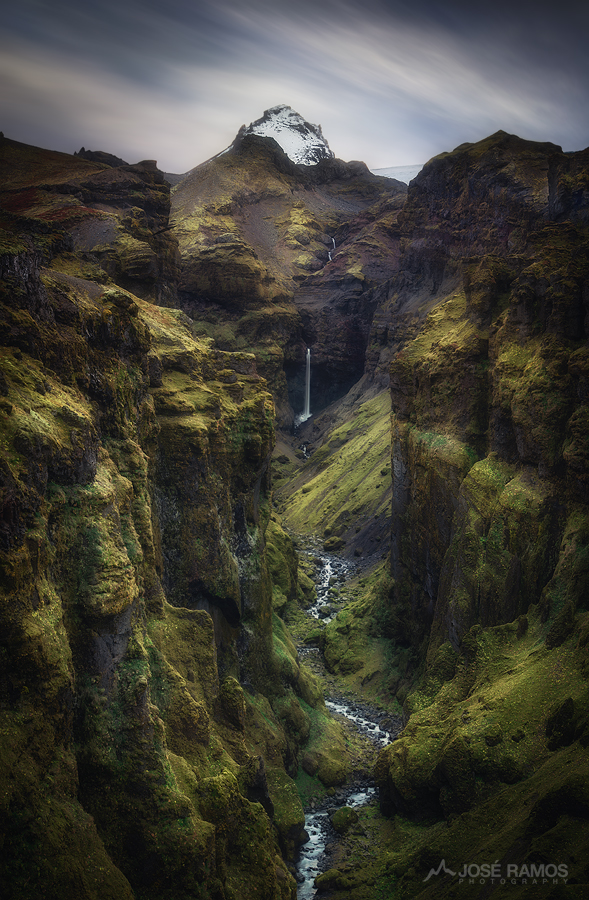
[1,125,589,898]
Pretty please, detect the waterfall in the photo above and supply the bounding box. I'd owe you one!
[327,236,335,262]
[295,348,312,426]
[303,347,311,419]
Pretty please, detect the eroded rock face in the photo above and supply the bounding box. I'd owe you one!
[0,137,180,306]
[374,132,589,842]
[0,139,320,900]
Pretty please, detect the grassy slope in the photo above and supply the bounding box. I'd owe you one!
[317,608,589,899]
[273,390,392,561]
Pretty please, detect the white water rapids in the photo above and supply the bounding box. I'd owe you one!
[304,550,353,623]
[296,785,377,900]
[295,690,395,900]
[325,699,392,747]
[294,547,402,898]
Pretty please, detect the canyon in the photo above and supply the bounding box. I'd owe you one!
[0,112,588,899]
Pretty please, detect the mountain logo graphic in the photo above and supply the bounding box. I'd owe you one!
[423,860,457,881]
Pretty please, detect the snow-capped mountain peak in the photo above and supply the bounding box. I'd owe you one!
[236,105,335,166]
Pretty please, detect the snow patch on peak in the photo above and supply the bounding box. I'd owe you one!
[238,105,335,166]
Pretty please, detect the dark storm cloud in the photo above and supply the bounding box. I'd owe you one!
[1,0,587,171]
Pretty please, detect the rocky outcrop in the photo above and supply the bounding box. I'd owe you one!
[0,136,180,306]
[0,139,334,900]
[74,147,129,167]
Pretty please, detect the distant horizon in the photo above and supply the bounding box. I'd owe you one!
[4,126,582,188]
[2,126,427,178]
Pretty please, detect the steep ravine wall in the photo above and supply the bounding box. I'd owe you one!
[0,256,306,900]
[371,133,589,893]
[0,143,332,900]
[385,132,589,669]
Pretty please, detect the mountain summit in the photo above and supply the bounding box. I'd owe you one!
[235,104,335,165]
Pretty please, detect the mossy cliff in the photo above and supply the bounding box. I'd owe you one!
[380,131,589,680]
[365,134,589,893]
[0,138,333,900]
[3,122,589,898]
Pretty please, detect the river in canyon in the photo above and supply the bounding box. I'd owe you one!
[293,544,403,898]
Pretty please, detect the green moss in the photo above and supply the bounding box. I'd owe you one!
[296,699,349,788]
[278,392,392,548]
[272,690,311,745]
[265,765,306,858]
[542,506,589,646]
[244,691,288,767]
[272,612,300,685]
[266,517,299,604]
[0,787,136,900]
[377,612,588,831]
[409,427,477,471]
[331,805,360,833]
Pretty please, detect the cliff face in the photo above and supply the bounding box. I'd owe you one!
[0,137,329,900]
[369,133,589,889]
[0,137,180,306]
[382,132,589,662]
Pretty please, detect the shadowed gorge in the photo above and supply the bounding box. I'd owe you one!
[1,118,589,900]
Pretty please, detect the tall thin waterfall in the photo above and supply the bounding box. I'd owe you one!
[295,348,312,426]
[303,347,311,419]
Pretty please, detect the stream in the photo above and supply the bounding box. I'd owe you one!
[293,544,402,898]
[296,783,377,900]
[302,546,355,623]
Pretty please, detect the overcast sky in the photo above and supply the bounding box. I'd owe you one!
[2,0,588,172]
